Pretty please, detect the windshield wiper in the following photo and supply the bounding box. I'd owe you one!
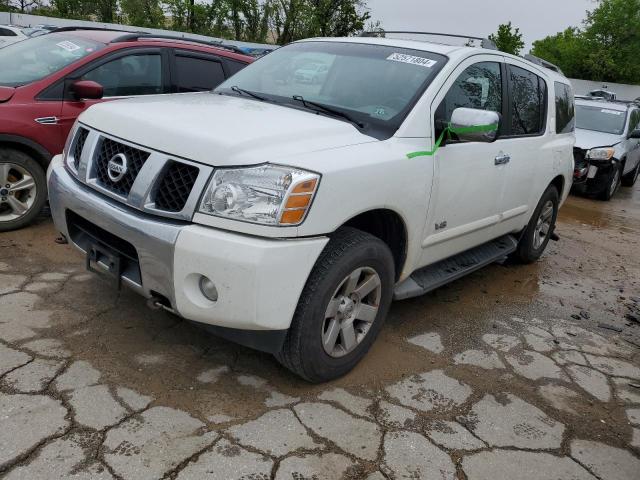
[292,95,364,128]
[230,85,267,101]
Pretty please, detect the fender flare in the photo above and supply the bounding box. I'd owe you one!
[0,134,52,166]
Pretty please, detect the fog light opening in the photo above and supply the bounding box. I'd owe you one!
[199,276,218,302]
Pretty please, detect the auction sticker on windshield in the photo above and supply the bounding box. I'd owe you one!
[56,41,81,52]
[387,53,437,68]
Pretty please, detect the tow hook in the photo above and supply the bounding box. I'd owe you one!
[550,231,560,242]
[146,295,175,314]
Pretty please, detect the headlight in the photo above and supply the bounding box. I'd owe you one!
[586,147,615,161]
[199,165,320,226]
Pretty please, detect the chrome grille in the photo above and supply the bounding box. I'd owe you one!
[94,138,150,196]
[72,128,89,170]
[68,126,213,222]
[154,161,200,212]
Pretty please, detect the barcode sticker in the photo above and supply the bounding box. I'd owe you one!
[387,53,437,68]
[56,41,81,52]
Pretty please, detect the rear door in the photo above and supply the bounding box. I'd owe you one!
[59,48,169,142]
[493,59,549,236]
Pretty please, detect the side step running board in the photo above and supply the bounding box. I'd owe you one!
[394,235,518,300]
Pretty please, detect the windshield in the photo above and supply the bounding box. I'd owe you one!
[0,33,104,87]
[576,104,627,135]
[215,41,446,137]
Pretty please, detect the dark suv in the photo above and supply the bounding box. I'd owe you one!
[0,28,252,231]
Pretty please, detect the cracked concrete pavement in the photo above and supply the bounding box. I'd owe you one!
[1,186,640,479]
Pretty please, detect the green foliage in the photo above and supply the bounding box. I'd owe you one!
[25,0,372,44]
[532,0,640,84]
[488,21,525,55]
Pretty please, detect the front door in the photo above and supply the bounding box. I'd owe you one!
[421,57,507,265]
[60,49,167,142]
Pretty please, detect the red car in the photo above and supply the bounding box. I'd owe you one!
[0,28,253,231]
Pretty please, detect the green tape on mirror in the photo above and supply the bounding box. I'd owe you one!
[406,123,499,159]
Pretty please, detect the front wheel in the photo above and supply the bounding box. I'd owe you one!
[276,227,395,383]
[0,149,47,232]
[515,185,559,264]
[599,162,621,201]
[621,161,639,187]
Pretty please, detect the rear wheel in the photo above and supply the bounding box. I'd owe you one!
[276,227,395,383]
[0,149,47,232]
[599,162,621,201]
[621,161,639,187]
[515,185,559,264]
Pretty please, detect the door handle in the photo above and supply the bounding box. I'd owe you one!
[495,153,511,165]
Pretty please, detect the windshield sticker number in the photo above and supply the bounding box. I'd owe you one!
[56,41,81,52]
[601,109,623,115]
[387,53,437,68]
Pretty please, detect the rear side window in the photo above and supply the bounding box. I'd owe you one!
[0,28,17,37]
[508,65,547,136]
[175,55,226,92]
[554,82,575,134]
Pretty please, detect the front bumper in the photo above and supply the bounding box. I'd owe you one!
[572,159,617,195]
[48,155,329,334]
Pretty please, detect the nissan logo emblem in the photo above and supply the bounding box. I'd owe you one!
[107,153,128,182]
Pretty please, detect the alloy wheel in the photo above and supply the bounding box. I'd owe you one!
[322,267,382,358]
[0,163,37,222]
[533,200,554,250]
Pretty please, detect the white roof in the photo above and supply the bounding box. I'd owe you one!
[300,36,471,56]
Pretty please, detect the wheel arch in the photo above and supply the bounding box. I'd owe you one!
[340,208,408,281]
[549,174,566,198]
[0,135,52,171]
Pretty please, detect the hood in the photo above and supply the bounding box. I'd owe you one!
[575,128,623,150]
[79,92,376,167]
[0,86,15,103]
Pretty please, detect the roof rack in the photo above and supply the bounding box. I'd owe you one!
[522,54,564,75]
[110,32,247,55]
[51,26,128,33]
[360,30,497,50]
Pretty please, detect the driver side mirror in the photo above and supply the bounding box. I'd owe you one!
[628,129,640,139]
[71,80,104,101]
[450,107,500,143]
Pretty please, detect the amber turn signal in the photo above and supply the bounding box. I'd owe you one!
[280,209,306,224]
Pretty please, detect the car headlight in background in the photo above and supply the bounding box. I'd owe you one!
[586,147,615,161]
[199,165,320,226]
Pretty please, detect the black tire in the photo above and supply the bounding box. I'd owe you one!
[599,162,621,201]
[276,227,395,383]
[621,161,639,187]
[515,185,559,264]
[0,149,47,232]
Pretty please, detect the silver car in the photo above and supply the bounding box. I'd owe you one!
[573,98,640,200]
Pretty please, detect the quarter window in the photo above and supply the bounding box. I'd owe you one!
[82,54,163,97]
[554,82,575,134]
[436,61,503,128]
[0,28,17,37]
[508,65,547,136]
[175,55,226,92]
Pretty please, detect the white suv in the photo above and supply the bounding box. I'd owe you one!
[48,35,574,382]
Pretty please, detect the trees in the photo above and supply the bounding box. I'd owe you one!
[532,0,640,84]
[488,21,525,56]
[19,0,372,44]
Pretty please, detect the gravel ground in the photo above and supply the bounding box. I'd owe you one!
[0,184,639,479]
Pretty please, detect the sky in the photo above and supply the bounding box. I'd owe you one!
[366,0,598,51]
